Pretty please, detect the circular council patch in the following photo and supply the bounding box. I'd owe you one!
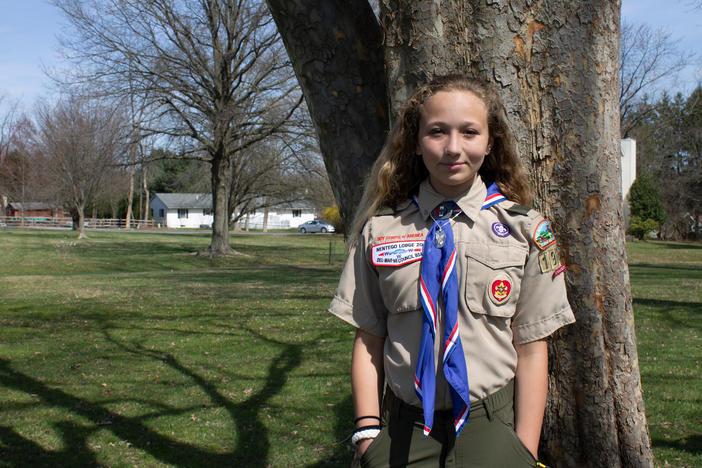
[489,274,512,305]
[533,219,557,250]
[491,222,511,238]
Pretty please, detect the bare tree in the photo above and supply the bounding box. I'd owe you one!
[619,21,692,137]
[0,95,20,214]
[52,0,303,254]
[36,95,127,238]
[0,116,48,225]
[228,134,323,226]
[93,164,129,219]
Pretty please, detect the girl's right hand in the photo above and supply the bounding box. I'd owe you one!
[352,437,375,468]
[356,437,374,457]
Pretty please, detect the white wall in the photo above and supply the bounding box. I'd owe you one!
[165,209,213,228]
[621,138,637,200]
[243,210,315,229]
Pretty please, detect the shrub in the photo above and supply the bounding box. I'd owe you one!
[322,205,343,232]
[627,215,660,240]
[629,174,666,225]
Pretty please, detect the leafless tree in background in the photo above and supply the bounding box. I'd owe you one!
[36,95,128,238]
[0,95,20,215]
[0,116,50,226]
[52,0,303,254]
[619,21,692,137]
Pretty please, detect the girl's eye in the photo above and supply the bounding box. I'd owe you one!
[463,129,478,136]
[429,128,444,135]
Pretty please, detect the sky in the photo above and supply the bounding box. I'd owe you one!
[0,0,701,110]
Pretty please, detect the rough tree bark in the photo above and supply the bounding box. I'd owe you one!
[270,0,653,466]
[266,0,387,232]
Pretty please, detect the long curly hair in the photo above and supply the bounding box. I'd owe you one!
[349,74,532,246]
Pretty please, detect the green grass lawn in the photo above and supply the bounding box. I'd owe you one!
[627,241,702,467]
[0,229,352,467]
[0,230,699,467]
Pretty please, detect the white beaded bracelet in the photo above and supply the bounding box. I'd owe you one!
[351,427,381,445]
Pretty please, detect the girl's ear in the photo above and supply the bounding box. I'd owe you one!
[486,136,494,155]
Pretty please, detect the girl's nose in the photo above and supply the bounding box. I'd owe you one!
[445,131,460,155]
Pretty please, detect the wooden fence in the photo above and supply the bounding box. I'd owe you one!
[0,217,157,229]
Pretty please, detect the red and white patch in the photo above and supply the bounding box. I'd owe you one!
[371,240,424,266]
[489,274,512,305]
[552,264,567,279]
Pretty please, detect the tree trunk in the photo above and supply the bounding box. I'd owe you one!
[205,152,234,255]
[125,148,136,229]
[262,205,269,233]
[382,1,651,466]
[142,165,150,223]
[274,0,653,466]
[74,204,87,239]
[266,0,388,233]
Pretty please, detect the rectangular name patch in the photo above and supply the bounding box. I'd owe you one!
[371,240,424,266]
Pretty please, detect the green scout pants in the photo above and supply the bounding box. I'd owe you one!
[360,380,537,468]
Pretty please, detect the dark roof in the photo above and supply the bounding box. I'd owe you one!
[8,202,61,210]
[152,193,212,209]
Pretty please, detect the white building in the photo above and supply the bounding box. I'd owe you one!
[150,193,318,230]
[151,193,214,228]
[239,201,316,230]
[621,138,637,200]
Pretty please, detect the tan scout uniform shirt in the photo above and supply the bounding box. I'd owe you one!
[329,176,575,408]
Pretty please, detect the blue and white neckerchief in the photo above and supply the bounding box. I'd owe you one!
[413,181,506,437]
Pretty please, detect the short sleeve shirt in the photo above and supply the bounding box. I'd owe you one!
[329,176,575,407]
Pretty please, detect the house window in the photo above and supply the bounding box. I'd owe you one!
[292,209,302,217]
[178,209,188,219]
[203,209,213,216]
[159,209,165,218]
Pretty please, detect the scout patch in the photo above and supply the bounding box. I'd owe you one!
[371,240,424,266]
[489,274,512,305]
[538,246,562,274]
[552,264,567,279]
[491,222,511,238]
[533,219,556,250]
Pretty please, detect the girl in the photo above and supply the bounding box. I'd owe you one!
[329,75,574,467]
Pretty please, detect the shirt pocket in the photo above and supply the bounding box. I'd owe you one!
[463,244,527,318]
[377,260,422,314]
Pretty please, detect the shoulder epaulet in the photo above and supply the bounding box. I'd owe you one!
[505,203,531,216]
[376,199,414,216]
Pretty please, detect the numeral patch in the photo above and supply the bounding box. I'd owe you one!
[538,247,562,274]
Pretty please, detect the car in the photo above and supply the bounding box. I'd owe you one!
[297,219,335,234]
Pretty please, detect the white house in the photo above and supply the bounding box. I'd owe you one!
[151,193,214,228]
[150,193,318,230]
[239,200,317,230]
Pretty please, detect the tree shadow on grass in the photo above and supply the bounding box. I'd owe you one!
[633,298,702,330]
[652,433,702,457]
[307,394,355,468]
[0,326,303,467]
[629,262,702,273]
[658,242,702,250]
[0,423,100,467]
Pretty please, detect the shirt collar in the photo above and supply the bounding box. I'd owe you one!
[416,176,487,223]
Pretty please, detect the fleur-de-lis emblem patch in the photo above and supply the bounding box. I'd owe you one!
[490,276,512,305]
